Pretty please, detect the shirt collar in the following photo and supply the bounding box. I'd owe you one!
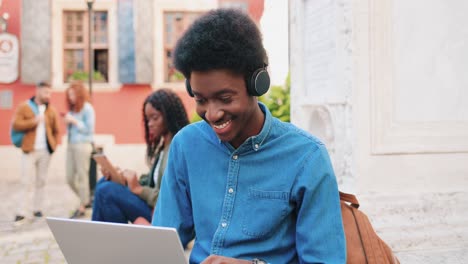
[222,102,273,153]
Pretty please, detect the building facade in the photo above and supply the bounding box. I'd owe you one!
[0,0,264,145]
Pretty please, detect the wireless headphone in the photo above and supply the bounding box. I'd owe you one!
[185,67,270,97]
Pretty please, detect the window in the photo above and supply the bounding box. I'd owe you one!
[163,11,203,83]
[219,0,249,12]
[63,10,108,83]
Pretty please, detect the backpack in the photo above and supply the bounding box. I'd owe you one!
[340,191,400,264]
[10,100,39,148]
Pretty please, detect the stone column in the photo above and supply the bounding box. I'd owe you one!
[289,0,354,192]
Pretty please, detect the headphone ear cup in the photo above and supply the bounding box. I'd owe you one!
[185,79,194,97]
[249,68,270,96]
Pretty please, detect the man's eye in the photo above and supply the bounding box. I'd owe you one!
[220,97,232,103]
[195,98,206,104]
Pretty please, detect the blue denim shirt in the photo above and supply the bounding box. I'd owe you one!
[152,103,345,264]
[67,102,95,144]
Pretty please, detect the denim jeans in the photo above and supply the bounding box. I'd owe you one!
[92,178,152,223]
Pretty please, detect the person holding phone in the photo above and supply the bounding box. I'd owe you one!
[91,89,189,224]
[64,81,95,219]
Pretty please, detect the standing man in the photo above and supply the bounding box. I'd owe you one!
[12,81,60,225]
[152,9,346,263]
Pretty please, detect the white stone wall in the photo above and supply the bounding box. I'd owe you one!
[290,0,468,262]
[353,0,468,193]
[290,0,355,192]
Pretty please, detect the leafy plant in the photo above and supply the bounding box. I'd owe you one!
[259,73,290,122]
[170,71,185,81]
[190,112,203,123]
[68,70,105,82]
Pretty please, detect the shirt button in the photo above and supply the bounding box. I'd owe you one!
[228,188,234,194]
[232,155,238,160]
[221,222,227,228]
[254,144,259,150]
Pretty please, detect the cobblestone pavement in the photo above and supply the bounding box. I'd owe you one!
[2,174,466,263]
[0,177,192,264]
[0,181,90,264]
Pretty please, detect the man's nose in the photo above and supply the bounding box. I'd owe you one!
[205,103,223,123]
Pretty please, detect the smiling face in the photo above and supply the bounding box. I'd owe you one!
[144,103,168,141]
[190,69,265,148]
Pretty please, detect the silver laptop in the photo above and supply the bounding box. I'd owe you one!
[46,217,188,264]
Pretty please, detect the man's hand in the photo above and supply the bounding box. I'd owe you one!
[123,169,143,195]
[201,255,252,264]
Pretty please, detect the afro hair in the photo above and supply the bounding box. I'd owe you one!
[173,8,268,81]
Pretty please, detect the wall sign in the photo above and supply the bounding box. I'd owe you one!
[0,32,18,83]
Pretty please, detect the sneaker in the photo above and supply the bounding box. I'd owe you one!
[15,215,25,222]
[14,215,27,227]
[70,209,86,219]
[33,211,43,218]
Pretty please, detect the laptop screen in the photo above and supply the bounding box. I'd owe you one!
[46,217,188,264]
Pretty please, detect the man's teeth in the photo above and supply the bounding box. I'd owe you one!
[214,120,231,129]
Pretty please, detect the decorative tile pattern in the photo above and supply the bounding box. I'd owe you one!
[118,0,136,83]
[134,0,153,84]
[21,0,51,84]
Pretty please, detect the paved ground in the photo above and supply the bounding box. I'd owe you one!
[1,171,467,263]
[0,144,150,264]
[0,177,192,264]
[0,181,88,264]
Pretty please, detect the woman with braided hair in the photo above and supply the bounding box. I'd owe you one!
[91,89,189,224]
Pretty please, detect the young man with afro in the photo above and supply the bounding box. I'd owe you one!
[152,8,346,264]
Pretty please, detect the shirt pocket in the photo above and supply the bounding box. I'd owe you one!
[241,188,290,239]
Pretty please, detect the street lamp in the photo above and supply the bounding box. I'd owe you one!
[86,0,94,98]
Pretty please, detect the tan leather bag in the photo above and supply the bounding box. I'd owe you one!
[340,192,400,264]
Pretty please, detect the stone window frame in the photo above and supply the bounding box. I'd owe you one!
[162,11,203,83]
[152,1,217,90]
[52,0,119,91]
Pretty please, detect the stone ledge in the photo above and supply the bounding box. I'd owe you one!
[356,191,468,263]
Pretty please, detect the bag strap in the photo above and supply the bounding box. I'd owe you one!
[339,191,360,209]
[27,99,39,115]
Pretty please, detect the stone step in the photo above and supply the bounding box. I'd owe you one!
[354,191,468,263]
